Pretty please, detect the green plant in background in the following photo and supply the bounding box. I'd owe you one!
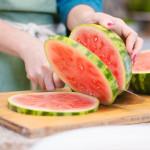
[127,0,150,12]
[123,18,134,24]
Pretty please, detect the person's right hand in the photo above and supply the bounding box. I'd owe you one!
[21,40,65,91]
[0,19,64,91]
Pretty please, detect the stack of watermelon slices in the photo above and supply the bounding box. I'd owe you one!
[8,24,132,116]
[44,24,132,105]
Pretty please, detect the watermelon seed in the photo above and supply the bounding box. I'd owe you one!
[93,80,96,83]
[99,54,105,58]
[73,81,77,84]
[97,87,100,89]
[83,42,87,46]
[77,39,80,43]
[95,37,98,41]
[81,85,84,89]
[79,66,84,70]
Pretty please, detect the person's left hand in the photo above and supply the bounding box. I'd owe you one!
[67,6,143,64]
[84,12,143,64]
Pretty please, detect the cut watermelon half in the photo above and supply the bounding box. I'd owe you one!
[70,24,132,90]
[131,50,150,94]
[44,35,119,105]
[8,92,99,116]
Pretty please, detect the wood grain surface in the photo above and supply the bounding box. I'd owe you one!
[0,88,150,138]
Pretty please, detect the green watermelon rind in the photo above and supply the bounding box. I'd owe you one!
[69,24,132,90]
[44,35,119,105]
[8,92,100,116]
[130,73,150,94]
[131,50,150,94]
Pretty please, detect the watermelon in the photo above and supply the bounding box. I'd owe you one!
[69,24,132,91]
[131,50,150,94]
[8,92,99,116]
[44,35,119,105]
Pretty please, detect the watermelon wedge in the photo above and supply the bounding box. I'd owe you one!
[70,24,132,90]
[8,92,99,116]
[131,50,150,94]
[44,35,119,105]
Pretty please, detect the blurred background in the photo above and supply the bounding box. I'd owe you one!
[103,0,150,50]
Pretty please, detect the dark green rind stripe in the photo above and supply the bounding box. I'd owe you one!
[131,73,150,94]
[70,24,132,90]
[8,100,99,116]
[93,24,132,90]
[44,35,119,105]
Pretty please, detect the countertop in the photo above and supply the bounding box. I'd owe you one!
[1,123,150,150]
[0,126,40,150]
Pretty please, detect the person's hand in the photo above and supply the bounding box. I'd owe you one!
[67,5,143,64]
[84,12,143,64]
[21,40,65,90]
[0,19,64,91]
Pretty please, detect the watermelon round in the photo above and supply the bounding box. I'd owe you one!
[8,92,99,116]
[44,35,119,105]
[70,24,132,91]
[131,50,150,94]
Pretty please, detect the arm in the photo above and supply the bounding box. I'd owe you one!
[0,19,64,90]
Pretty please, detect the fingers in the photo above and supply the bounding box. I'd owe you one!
[110,21,142,61]
[93,13,143,62]
[107,18,139,54]
[43,69,55,91]
[26,60,64,91]
[40,68,64,91]
[132,37,143,64]
[125,30,138,55]
[36,70,46,90]
[27,73,39,86]
[53,72,65,88]
[43,66,64,90]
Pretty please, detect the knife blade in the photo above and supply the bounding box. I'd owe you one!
[113,88,145,107]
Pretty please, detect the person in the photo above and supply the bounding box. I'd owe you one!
[0,0,143,92]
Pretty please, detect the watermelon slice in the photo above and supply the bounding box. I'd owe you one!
[44,35,119,105]
[131,50,150,94]
[70,24,132,90]
[8,92,99,116]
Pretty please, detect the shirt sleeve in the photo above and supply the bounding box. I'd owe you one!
[57,0,103,25]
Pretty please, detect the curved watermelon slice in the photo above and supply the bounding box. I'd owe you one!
[131,50,150,94]
[8,92,99,116]
[70,24,132,90]
[44,35,119,105]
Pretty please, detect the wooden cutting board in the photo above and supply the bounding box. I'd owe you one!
[1,88,150,138]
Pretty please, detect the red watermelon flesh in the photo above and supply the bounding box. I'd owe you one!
[13,92,95,111]
[70,26,125,89]
[9,92,99,113]
[45,41,113,104]
[132,51,150,73]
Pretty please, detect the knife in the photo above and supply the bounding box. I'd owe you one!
[112,88,145,107]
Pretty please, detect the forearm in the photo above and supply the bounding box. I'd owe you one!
[67,5,95,31]
[0,19,42,59]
